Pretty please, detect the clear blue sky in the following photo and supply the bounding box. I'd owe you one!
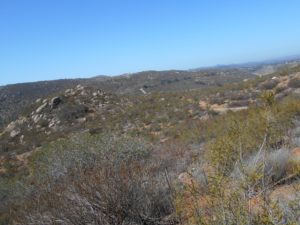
[1,0,300,85]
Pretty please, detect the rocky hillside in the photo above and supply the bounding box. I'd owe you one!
[0,67,256,129]
[0,84,133,176]
[0,79,84,128]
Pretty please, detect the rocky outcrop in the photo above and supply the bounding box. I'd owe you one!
[0,85,121,158]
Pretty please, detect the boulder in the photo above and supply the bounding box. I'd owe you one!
[50,96,61,109]
[10,128,21,138]
[35,98,42,103]
[80,90,88,96]
[36,103,48,113]
[20,135,25,144]
[48,118,60,128]
[32,114,41,123]
[65,89,76,96]
[76,84,84,91]
[76,117,86,123]
[139,88,147,95]
[5,122,17,133]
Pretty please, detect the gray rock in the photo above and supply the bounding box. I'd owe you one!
[139,88,147,95]
[65,88,76,96]
[35,98,42,103]
[49,118,61,128]
[20,135,25,144]
[48,120,55,128]
[50,96,61,109]
[36,103,48,113]
[5,118,27,133]
[10,128,21,138]
[6,122,17,133]
[76,117,86,123]
[80,90,87,96]
[65,89,72,93]
[32,114,41,123]
[76,85,84,91]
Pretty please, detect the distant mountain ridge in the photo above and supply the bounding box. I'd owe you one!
[191,56,300,74]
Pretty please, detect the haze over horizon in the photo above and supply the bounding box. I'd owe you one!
[1,0,300,85]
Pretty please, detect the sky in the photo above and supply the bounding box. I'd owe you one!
[1,0,300,85]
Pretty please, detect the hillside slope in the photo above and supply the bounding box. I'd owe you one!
[1,63,300,224]
[0,68,254,128]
